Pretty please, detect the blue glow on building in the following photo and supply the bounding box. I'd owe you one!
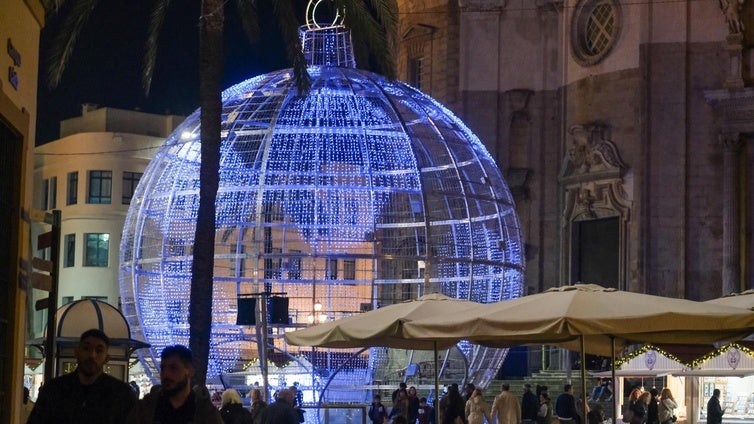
[120,21,524,411]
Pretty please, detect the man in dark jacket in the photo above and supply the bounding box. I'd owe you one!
[522,383,540,424]
[555,384,579,424]
[707,389,725,424]
[258,388,300,424]
[28,329,137,424]
[126,344,222,423]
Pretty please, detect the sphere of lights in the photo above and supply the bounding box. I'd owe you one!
[120,21,524,407]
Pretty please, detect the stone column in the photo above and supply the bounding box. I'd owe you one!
[724,33,745,89]
[720,133,743,295]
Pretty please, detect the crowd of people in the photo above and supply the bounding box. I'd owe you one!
[21,328,725,424]
[370,380,558,424]
[23,328,306,424]
[621,386,682,424]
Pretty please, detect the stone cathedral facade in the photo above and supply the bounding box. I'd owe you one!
[395,0,754,302]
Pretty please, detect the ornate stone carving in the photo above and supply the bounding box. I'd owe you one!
[561,125,625,179]
[705,88,754,132]
[575,187,598,220]
[559,123,631,289]
[719,0,746,34]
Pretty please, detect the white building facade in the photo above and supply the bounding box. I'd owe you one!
[30,106,183,337]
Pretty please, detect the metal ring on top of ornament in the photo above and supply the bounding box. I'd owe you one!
[300,0,354,68]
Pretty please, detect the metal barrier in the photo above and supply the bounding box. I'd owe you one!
[301,403,367,424]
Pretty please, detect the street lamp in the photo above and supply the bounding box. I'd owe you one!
[307,300,328,325]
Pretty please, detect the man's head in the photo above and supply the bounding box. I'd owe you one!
[502,383,510,391]
[420,397,427,406]
[74,329,110,381]
[713,389,721,398]
[159,345,194,398]
[277,388,295,405]
[564,384,573,394]
[374,394,382,402]
[524,383,532,392]
[399,382,407,389]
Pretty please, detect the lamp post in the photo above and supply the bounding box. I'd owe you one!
[306,300,328,406]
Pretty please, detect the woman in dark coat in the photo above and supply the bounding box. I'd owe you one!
[629,392,651,424]
[442,387,467,424]
[220,389,253,424]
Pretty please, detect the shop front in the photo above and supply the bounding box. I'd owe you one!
[604,344,754,424]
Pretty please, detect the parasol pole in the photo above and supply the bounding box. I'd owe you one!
[434,341,440,424]
[580,335,587,423]
[611,336,617,424]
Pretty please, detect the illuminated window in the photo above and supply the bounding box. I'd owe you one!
[87,170,111,204]
[122,171,142,204]
[84,233,109,267]
[64,234,75,267]
[66,171,78,205]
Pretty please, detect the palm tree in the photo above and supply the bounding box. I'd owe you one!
[41,0,397,385]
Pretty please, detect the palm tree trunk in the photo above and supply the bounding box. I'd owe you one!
[190,0,224,386]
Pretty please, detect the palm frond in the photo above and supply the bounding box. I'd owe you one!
[236,0,261,44]
[142,0,172,96]
[367,0,398,39]
[270,0,311,94]
[335,0,395,78]
[41,0,68,15]
[45,0,99,89]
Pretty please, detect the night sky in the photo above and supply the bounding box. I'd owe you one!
[36,1,291,144]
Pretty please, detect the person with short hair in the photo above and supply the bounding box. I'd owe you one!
[492,383,521,424]
[126,344,222,423]
[417,397,432,424]
[393,382,408,403]
[555,384,578,424]
[258,388,300,424]
[522,383,539,424]
[28,328,137,424]
[288,384,305,423]
[707,389,724,424]
[368,393,388,423]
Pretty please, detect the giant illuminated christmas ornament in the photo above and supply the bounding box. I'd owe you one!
[120,0,524,412]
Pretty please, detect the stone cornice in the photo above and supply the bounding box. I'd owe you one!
[458,0,506,11]
[705,88,754,134]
